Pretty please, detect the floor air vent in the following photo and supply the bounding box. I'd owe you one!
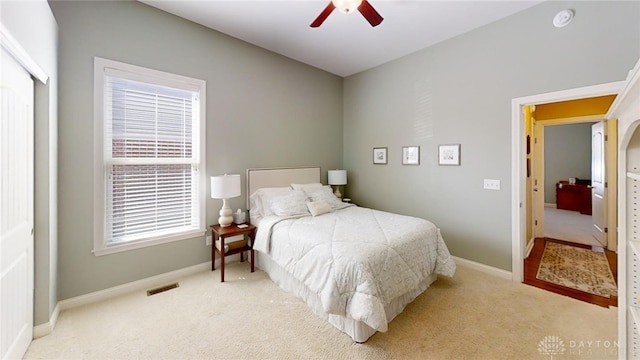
[146,283,179,296]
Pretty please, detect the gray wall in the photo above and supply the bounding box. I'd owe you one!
[544,123,593,204]
[1,0,58,326]
[50,0,343,300]
[343,1,640,270]
[42,0,640,305]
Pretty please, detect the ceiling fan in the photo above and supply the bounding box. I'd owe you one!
[310,0,384,28]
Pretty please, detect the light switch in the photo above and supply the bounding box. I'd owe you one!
[484,179,501,190]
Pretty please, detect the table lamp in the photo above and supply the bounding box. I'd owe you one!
[211,174,241,227]
[328,170,347,199]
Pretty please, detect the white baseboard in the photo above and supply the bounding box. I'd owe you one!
[35,256,512,338]
[59,261,211,311]
[526,238,535,258]
[33,303,59,339]
[35,261,212,338]
[452,256,512,280]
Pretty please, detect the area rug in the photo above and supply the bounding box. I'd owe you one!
[536,242,617,298]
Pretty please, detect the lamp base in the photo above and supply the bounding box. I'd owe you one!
[333,186,342,199]
[218,200,233,227]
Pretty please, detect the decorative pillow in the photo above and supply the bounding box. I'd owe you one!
[290,182,324,192]
[268,190,310,217]
[305,186,346,210]
[249,187,293,217]
[306,200,332,216]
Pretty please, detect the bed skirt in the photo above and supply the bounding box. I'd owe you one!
[255,251,438,343]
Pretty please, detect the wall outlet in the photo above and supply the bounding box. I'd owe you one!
[483,179,501,190]
[206,234,212,246]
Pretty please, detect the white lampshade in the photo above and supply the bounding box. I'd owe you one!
[328,170,347,186]
[211,174,241,227]
[210,174,241,199]
[332,0,362,14]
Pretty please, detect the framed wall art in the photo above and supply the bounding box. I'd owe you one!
[402,146,420,165]
[438,144,460,166]
[373,147,387,164]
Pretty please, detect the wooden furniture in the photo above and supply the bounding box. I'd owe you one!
[556,180,592,215]
[210,223,256,282]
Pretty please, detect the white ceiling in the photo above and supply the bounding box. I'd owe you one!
[139,0,544,77]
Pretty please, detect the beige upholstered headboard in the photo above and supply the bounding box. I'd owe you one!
[246,166,321,209]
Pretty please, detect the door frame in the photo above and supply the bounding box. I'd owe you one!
[0,25,48,84]
[511,81,624,282]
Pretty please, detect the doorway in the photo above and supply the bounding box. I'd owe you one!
[525,99,618,306]
[511,81,625,283]
[540,121,601,247]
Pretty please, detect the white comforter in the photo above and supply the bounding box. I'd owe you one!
[253,206,456,332]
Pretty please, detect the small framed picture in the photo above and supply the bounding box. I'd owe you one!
[402,146,420,165]
[373,147,387,164]
[438,144,461,166]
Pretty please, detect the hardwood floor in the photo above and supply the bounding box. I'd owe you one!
[524,237,618,308]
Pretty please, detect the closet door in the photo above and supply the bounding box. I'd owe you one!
[0,46,34,360]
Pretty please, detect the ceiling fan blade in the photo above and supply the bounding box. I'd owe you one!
[310,2,336,28]
[358,0,383,27]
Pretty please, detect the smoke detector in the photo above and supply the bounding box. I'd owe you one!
[553,9,574,28]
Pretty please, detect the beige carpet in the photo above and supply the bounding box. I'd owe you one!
[25,262,618,360]
[544,206,600,247]
[536,242,618,298]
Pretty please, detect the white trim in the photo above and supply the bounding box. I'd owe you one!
[607,60,640,120]
[92,229,208,256]
[59,262,211,311]
[33,303,59,339]
[525,238,535,258]
[608,57,640,360]
[92,57,207,256]
[31,262,213,337]
[452,256,512,280]
[0,23,48,84]
[511,81,625,283]
[37,256,505,337]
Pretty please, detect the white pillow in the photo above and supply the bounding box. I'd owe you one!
[249,187,293,217]
[290,182,324,192]
[307,200,332,216]
[268,190,310,216]
[306,186,346,210]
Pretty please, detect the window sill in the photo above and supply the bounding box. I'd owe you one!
[93,228,206,256]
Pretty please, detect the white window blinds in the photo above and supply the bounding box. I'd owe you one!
[95,59,205,253]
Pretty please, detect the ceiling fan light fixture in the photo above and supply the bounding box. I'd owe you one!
[332,0,362,14]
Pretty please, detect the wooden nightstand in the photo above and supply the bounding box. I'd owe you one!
[210,223,256,282]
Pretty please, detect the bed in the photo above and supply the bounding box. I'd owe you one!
[246,166,455,342]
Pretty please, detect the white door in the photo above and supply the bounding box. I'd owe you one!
[0,47,35,360]
[591,121,607,246]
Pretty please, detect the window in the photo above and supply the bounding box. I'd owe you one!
[93,57,206,255]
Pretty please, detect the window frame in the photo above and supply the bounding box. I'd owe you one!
[93,57,206,256]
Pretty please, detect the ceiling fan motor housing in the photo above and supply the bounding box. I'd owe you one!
[311,0,382,28]
[332,0,362,14]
